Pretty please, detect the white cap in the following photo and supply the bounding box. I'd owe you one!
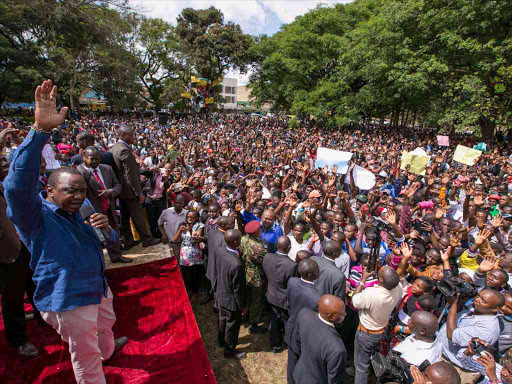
[378,170,388,178]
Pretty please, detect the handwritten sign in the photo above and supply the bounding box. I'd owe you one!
[453,145,482,166]
[437,135,450,146]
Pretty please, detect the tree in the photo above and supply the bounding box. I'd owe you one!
[249,0,512,138]
[130,16,182,111]
[176,7,253,100]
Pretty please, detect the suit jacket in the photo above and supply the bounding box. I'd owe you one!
[292,307,347,384]
[285,277,322,350]
[110,142,142,199]
[262,252,297,309]
[206,228,226,288]
[77,164,122,219]
[0,185,21,263]
[215,246,246,311]
[311,256,346,302]
[72,150,118,176]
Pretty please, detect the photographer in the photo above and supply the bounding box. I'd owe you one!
[410,361,461,384]
[439,288,504,374]
[456,338,512,384]
[350,266,403,384]
[393,311,443,366]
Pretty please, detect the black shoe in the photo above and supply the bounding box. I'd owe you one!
[224,350,247,359]
[142,238,161,247]
[272,344,284,353]
[111,256,133,264]
[16,342,39,358]
[249,325,267,334]
[200,294,214,305]
[25,311,35,321]
[104,336,128,364]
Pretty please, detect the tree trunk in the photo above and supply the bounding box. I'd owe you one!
[69,80,74,111]
[479,116,496,143]
[411,110,417,128]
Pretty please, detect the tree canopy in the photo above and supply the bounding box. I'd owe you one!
[249,0,512,139]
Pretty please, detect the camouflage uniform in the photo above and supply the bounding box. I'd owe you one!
[240,235,267,325]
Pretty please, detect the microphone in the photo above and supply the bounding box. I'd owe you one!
[79,205,109,247]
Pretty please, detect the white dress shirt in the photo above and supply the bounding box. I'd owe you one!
[393,334,443,366]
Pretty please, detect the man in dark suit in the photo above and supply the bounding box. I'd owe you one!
[0,153,40,358]
[204,216,233,306]
[110,126,159,249]
[215,229,247,360]
[262,235,297,353]
[292,295,347,384]
[71,131,118,175]
[311,240,346,302]
[285,259,321,384]
[78,146,130,263]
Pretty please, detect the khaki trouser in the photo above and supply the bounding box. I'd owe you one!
[41,287,117,384]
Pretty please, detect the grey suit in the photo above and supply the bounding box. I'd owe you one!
[311,256,346,302]
[292,308,347,384]
[215,246,246,352]
[110,141,153,245]
[285,277,322,384]
[77,164,123,261]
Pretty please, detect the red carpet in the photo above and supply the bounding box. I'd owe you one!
[0,257,217,384]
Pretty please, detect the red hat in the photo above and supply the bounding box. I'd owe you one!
[488,195,500,200]
[245,220,261,235]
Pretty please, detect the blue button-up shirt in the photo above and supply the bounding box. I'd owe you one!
[4,130,116,313]
[240,209,283,253]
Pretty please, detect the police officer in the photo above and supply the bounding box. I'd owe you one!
[240,220,268,334]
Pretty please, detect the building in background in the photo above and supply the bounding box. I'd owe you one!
[237,86,271,112]
[219,78,237,109]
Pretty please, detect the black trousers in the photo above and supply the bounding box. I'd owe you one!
[340,306,359,348]
[0,244,41,347]
[270,305,289,348]
[119,197,152,245]
[218,306,242,352]
[105,208,123,262]
[287,347,299,384]
[180,264,202,293]
[145,197,165,239]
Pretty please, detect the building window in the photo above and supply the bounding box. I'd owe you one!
[224,86,231,94]
[231,88,236,95]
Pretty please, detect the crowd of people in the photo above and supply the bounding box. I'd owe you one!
[1,79,512,384]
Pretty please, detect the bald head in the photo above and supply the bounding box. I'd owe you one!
[378,266,400,290]
[409,311,438,340]
[425,361,461,384]
[224,229,242,249]
[277,236,291,254]
[298,259,319,282]
[322,240,341,260]
[295,250,312,263]
[318,294,346,325]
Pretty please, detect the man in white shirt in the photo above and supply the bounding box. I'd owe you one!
[157,195,187,261]
[393,311,443,366]
[351,266,403,384]
[42,142,60,174]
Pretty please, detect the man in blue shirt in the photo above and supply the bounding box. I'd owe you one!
[4,80,128,384]
[241,208,283,253]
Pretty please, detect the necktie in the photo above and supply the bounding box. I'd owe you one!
[92,169,110,212]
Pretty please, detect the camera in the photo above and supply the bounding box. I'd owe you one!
[372,217,393,233]
[436,276,478,298]
[470,339,491,356]
[372,351,430,384]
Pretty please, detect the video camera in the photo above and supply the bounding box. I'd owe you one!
[436,276,478,299]
[372,351,430,384]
